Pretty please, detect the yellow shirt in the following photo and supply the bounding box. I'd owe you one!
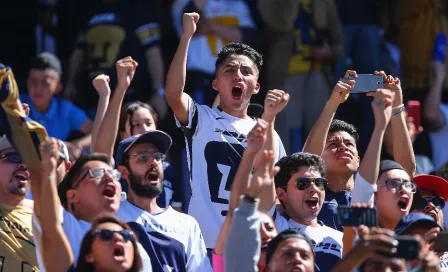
[0,203,39,271]
[287,0,321,74]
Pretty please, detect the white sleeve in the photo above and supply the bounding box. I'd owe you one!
[137,242,153,272]
[274,130,286,162]
[273,210,289,233]
[186,219,212,272]
[62,210,91,263]
[351,174,377,207]
[174,94,213,137]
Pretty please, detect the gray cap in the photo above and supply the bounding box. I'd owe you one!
[30,52,62,76]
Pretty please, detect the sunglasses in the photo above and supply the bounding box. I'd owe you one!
[0,152,22,164]
[294,177,328,191]
[72,168,121,189]
[416,196,445,210]
[94,229,134,242]
[378,179,416,194]
[131,151,166,163]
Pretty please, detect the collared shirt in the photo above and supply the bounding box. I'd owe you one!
[318,189,352,232]
[21,94,88,141]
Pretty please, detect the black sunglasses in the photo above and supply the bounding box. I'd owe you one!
[94,229,134,242]
[416,196,445,210]
[0,152,22,164]
[295,177,328,191]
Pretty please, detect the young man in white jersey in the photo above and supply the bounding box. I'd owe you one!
[115,130,211,272]
[271,152,343,271]
[165,12,286,251]
[171,0,259,105]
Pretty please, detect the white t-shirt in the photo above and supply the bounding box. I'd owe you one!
[32,208,152,272]
[429,104,448,170]
[175,95,286,248]
[351,173,377,207]
[273,211,343,272]
[441,252,448,272]
[116,200,211,272]
[172,0,256,74]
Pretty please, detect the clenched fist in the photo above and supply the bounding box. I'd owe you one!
[263,89,289,122]
[116,57,138,91]
[183,13,200,37]
[92,74,111,97]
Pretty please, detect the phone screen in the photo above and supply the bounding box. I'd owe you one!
[337,206,378,227]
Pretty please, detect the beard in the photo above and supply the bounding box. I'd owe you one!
[128,169,164,199]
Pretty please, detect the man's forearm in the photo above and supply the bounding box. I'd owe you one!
[229,150,257,212]
[91,93,110,150]
[303,102,338,155]
[391,113,416,177]
[358,125,385,184]
[93,87,127,161]
[424,77,445,130]
[145,46,164,91]
[166,35,191,104]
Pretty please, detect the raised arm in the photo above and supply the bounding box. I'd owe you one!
[39,139,74,272]
[225,148,279,272]
[215,119,268,255]
[92,57,137,161]
[303,70,356,155]
[256,89,289,211]
[91,74,111,150]
[376,71,416,177]
[165,13,199,126]
[359,89,394,184]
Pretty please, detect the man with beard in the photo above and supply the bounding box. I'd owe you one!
[115,130,211,272]
[0,135,39,271]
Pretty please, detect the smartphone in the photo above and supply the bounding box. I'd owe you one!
[406,101,421,129]
[433,232,448,253]
[337,206,378,227]
[348,74,384,93]
[379,235,420,260]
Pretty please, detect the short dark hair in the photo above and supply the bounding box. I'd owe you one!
[328,119,359,143]
[215,43,263,75]
[58,153,110,207]
[266,228,315,265]
[77,214,142,272]
[275,152,326,189]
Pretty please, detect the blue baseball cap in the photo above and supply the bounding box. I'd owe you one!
[395,212,442,235]
[115,130,172,166]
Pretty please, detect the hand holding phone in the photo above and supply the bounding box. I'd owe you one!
[406,101,422,131]
[348,74,384,93]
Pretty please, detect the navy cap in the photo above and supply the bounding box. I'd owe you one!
[379,160,405,177]
[115,130,172,166]
[395,212,442,235]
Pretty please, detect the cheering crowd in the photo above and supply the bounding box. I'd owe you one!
[1,1,448,272]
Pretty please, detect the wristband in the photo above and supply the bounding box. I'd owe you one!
[158,87,165,96]
[392,104,404,110]
[392,106,405,116]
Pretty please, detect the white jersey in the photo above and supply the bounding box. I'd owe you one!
[116,200,211,272]
[176,95,286,248]
[274,211,343,272]
[32,208,152,272]
[429,104,448,170]
[172,0,256,74]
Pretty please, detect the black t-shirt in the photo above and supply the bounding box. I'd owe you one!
[76,0,161,110]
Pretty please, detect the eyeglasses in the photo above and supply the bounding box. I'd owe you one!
[0,152,22,164]
[378,179,416,194]
[72,168,121,189]
[131,151,166,163]
[416,196,445,210]
[94,229,134,242]
[292,177,328,191]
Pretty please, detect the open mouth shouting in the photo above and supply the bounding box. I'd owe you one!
[397,195,410,212]
[13,170,30,186]
[113,243,126,263]
[102,183,117,200]
[305,196,319,212]
[145,167,160,185]
[231,83,244,101]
